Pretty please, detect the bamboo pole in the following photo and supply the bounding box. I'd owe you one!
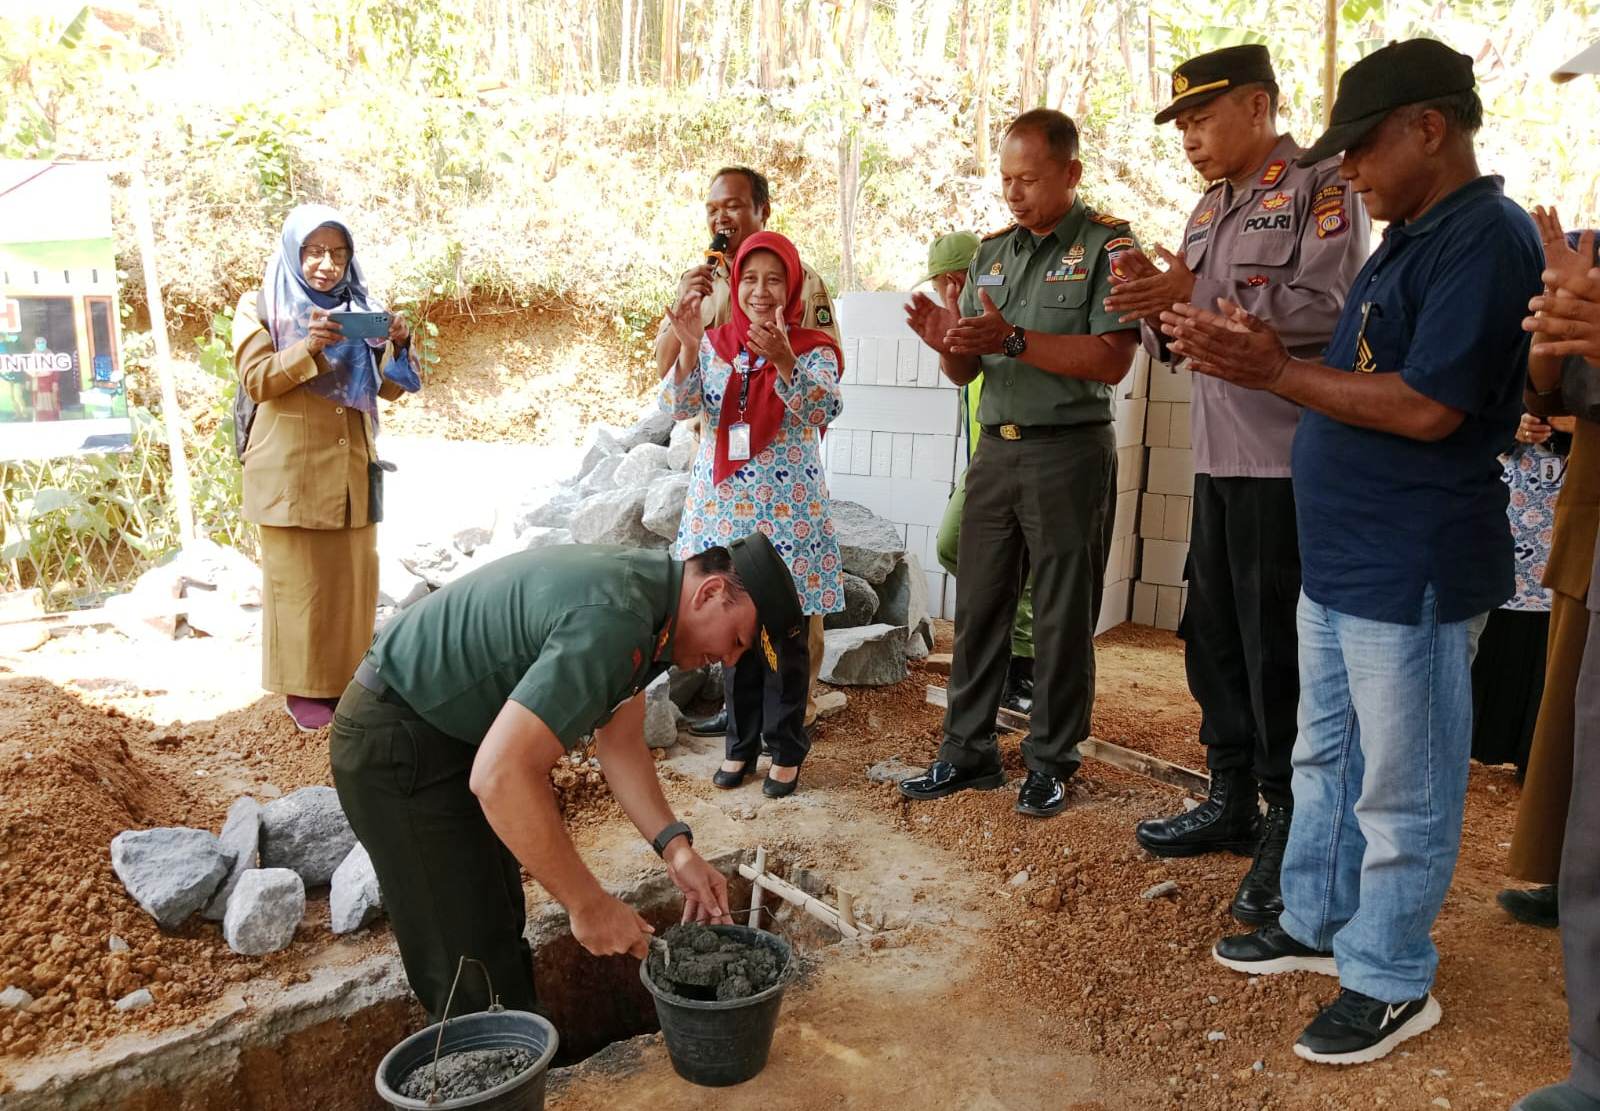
[748,846,767,927]
[1323,0,1338,127]
[736,862,872,939]
[127,165,195,545]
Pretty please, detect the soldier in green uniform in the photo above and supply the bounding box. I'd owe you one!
[924,230,1038,714]
[329,532,802,1020]
[900,109,1141,818]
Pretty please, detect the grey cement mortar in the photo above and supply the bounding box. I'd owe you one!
[397,1046,540,1100]
[645,923,782,1002]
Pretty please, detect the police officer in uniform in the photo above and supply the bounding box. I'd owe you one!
[1104,45,1370,924]
[655,166,842,740]
[329,532,802,1021]
[899,109,1140,818]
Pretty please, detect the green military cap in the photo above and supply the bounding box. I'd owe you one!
[1554,41,1600,82]
[1297,38,1475,165]
[917,231,982,285]
[1154,44,1276,124]
[728,531,803,667]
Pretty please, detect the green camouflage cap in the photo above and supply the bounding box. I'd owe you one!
[918,231,982,286]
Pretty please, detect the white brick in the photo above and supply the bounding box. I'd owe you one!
[941,575,959,618]
[830,432,854,475]
[1146,446,1194,497]
[1097,578,1131,635]
[1121,351,1152,400]
[827,474,952,528]
[1155,585,1185,631]
[897,339,919,384]
[833,383,961,435]
[1169,403,1192,450]
[1141,539,1188,587]
[1141,492,1166,540]
[840,338,860,385]
[1161,495,1191,543]
[1149,362,1193,403]
[875,338,901,384]
[854,338,877,386]
[871,431,894,476]
[1113,488,1138,540]
[924,571,948,618]
[1116,444,1146,494]
[905,524,928,567]
[1132,580,1158,625]
[1144,401,1171,449]
[850,429,872,476]
[891,432,914,478]
[1115,397,1147,449]
[911,434,956,482]
[924,525,946,573]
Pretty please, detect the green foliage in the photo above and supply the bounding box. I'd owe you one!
[0,6,93,157]
[211,104,308,217]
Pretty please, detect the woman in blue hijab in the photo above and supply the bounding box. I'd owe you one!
[233,204,422,731]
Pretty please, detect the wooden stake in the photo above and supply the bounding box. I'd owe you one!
[836,889,856,931]
[736,863,872,939]
[748,846,767,928]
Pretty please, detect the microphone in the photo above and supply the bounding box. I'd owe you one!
[707,231,730,270]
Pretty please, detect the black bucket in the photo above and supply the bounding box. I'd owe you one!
[639,924,793,1087]
[375,958,559,1110]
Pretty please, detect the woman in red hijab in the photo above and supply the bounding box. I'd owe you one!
[663,231,845,798]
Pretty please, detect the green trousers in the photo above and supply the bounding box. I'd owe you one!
[937,465,1035,658]
[330,682,538,1022]
[939,426,1117,778]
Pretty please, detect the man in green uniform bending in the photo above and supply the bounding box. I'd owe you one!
[901,109,1140,818]
[330,532,802,1020]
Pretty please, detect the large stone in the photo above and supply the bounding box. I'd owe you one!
[223,869,305,956]
[615,442,671,489]
[474,525,573,566]
[874,555,934,658]
[512,486,583,534]
[202,797,261,922]
[329,843,383,934]
[399,540,460,589]
[258,787,357,887]
[576,427,623,482]
[578,453,625,496]
[642,471,691,540]
[570,487,654,547]
[377,555,431,610]
[452,524,494,556]
[819,624,909,686]
[826,572,880,629]
[110,828,229,930]
[667,420,697,471]
[667,665,709,708]
[831,501,905,584]
[643,673,684,749]
[618,410,675,451]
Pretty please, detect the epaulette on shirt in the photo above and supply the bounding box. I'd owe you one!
[981,223,1017,241]
[1087,212,1130,229]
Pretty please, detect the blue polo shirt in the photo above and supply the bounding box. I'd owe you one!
[1291,176,1541,625]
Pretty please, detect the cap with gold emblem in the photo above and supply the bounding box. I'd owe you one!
[1154,44,1277,125]
[727,530,804,669]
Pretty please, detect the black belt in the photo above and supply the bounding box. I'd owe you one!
[981,421,1109,441]
[353,659,400,703]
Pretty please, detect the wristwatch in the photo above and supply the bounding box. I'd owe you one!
[1002,326,1028,358]
[650,821,693,858]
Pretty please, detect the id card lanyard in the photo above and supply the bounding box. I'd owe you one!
[727,350,762,460]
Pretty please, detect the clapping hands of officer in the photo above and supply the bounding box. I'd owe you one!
[1524,206,1600,366]
[1103,246,1198,323]
[1160,299,1292,391]
[905,284,964,354]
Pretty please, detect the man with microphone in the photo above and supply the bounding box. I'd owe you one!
[655,166,843,740]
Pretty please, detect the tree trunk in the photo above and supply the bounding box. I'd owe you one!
[758,0,781,87]
[838,129,862,291]
[1145,8,1157,105]
[975,0,991,170]
[1019,0,1040,110]
[633,0,647,82]
[921,0,954,71]
[589,0,604,87]
[661,0,680,85]
[895,0,915,72]
[955,0,970,70]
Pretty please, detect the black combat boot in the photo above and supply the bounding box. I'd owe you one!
[1231,803,1291,926]
[1000,656,1035,716]
[1134,769,1260,857]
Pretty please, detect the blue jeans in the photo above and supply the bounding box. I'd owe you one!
[1279,587,1488,1003]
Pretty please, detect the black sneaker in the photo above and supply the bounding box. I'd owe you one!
[1212,924,1337,977]
[1497,885,1559,928]
[897,759,1006,801]
[1015,770,1068,817]
[1294,989,1441,1065]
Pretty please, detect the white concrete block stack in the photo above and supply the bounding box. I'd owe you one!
[1131,357,1195,630]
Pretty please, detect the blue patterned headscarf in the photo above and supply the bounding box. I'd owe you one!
[262,204,395,414]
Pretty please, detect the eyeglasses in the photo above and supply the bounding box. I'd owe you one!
[301,245,351,265]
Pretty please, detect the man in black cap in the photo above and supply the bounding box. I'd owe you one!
[329,532,801,1021]
[1161,38,1542,1065]
[1105,44,1370,926]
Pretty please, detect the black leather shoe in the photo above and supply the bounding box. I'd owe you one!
[1000,656,1035,716]
[1135,770,1260,857]
[688,709,729,737]
[763,768,800,798]
[1015,769,1068,817]
[1497,885,1559,928]
[712,760,754,789]
[898,759,1006,801]
[1232,803,1291,926]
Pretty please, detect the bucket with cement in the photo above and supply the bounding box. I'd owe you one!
[640,924,793,1087]
[375,958,559,1110]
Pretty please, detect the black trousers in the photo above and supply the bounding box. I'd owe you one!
[330,682,538,1022]
[725,621,810,766]
[1179,474,1301,808]
[940,425,1117,779]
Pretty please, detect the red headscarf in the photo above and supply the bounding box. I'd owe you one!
[706,232,843,485]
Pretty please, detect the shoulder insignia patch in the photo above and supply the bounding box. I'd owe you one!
[1259,160,1287,186]
[1316,209,1349,238]
[1088,213,1129,228]
[814,306,833,327]
[1195,208,1216,227]
[1103,236,1135,252]
[981,223,1016,241]
[1314,184,1346,207]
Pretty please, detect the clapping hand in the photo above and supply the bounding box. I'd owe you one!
[1159,299,1291,391]
[1525,266,1600,365]
[945,290,1013,355]
[1531,206,1595,291]
[905,285,963,354]
[1103,246,1197,323]
[747,307,796,378]
[666,292,706,354]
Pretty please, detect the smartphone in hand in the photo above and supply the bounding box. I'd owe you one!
[328,310,392,340]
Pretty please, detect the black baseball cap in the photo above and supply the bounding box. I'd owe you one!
[1297,38,1476,166]
[727,531,803,667]
[1154,44,1277,125]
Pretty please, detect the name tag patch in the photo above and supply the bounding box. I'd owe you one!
[1243,212,1293,234]
[976,274,1006,286]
